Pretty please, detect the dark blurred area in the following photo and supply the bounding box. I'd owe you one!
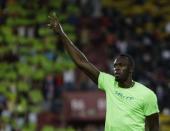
[0,0,170,130]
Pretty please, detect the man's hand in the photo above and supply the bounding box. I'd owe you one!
[48,12,64,34]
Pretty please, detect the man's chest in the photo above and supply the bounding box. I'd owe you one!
[106,87,144,114]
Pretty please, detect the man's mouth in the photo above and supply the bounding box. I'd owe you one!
[114,72,121,77]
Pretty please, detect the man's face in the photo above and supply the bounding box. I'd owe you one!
[113,57,131,82]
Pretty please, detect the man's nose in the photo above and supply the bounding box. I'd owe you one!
[115,65,121,70]
[114,67,120,72]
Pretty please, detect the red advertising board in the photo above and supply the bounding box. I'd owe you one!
[62,91,106,121]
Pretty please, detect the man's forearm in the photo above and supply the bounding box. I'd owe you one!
[149,125,159,131]
[59,32,89,66]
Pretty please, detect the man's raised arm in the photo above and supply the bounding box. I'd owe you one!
[48,13,100,84]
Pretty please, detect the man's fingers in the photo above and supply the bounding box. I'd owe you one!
[47,24,51,27]
[48,15,52,19]
[48,15,58,25]
[48,15,55,21]
[52,12,56,17]
[48,12,57,19]
[47,24,52,29]
[47,22,58,29]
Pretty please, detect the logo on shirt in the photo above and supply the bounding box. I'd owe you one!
[115,91,134,100]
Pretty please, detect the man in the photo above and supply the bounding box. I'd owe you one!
[48,13,159,131]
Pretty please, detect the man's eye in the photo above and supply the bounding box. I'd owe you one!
[114,65,118,68]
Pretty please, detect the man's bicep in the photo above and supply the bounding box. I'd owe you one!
[78,62,100,84]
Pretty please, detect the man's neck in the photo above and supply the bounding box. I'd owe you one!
[118,79,134,89]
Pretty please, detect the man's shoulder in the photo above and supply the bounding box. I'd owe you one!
[99,72,116,84]
[99,72,115,79]
[135,82,156,97]
[98,72,116,91]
